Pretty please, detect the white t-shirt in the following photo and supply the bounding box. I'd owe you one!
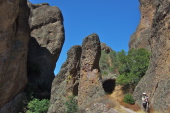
[142,96,148,103]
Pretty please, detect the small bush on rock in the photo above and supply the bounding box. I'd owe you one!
[27,98,49,113]
[123,93,135,105]
[65,95,78,113]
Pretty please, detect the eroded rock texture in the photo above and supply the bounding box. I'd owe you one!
[27,2,65,98]
[0,0,29,108]
[129,1,155,51]
[48,45,82,113]
[131,0,170,112]
[78,34,104,109]
[101,43,112,54]
[48,34,104,113]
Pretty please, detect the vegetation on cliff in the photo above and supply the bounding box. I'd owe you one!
[100,48,150,92]
[116,48,150,87]
[65,95,78,113]
[99,49,127,76]
[27,98,49,113]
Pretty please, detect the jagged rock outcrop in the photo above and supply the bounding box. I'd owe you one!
[131,0,170,112]
[101,43,112,54]
[27,2,65,98]
[78,34,104,109]
[48,45,82,113]
[0,0,29,108]
[129,1,155,51]
[48,34,104,113]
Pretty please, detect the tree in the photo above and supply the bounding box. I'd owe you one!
[116,48,150,87]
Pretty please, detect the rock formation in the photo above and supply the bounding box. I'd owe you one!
[0,0,29,108]
[48,33,104,113]
[27,2,65,98]
[101,43,112,54]
[129,0,154,51]
[130,0,170,112]
[78,33,104,109]
[48,45,81,113]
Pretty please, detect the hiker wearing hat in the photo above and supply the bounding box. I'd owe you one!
[142,92,149,112]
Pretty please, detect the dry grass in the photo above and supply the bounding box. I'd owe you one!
[119,101,140,111]
[85,84,170,113]
[84,95,118,109]
[110,85,124,101]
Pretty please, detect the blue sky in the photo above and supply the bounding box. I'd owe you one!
[29,0,140,75]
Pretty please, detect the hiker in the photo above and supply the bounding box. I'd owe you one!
[142,92,149,112]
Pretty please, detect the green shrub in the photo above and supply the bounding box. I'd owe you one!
[116,48,150,86]
[65,95,78,113]
[123,93,135,105]
[103,71,108,76]
[27,98,49,113]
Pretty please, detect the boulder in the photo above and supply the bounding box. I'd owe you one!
[27,2,65,98]
[0,0,29,108]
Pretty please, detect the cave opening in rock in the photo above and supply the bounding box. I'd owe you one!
[102,79,116,94]
[73,83,79,96]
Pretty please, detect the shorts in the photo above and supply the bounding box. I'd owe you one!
[143,103,147,109]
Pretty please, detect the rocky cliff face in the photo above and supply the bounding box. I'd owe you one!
[131,0,170,112]
[27,2,65,98]
[129,1,155,51]
[48,34,104,113]
[0,0,29,108]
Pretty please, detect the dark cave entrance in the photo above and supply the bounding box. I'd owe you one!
[102,79,116,94]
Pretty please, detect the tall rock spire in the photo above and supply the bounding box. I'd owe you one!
[78,33,104,109]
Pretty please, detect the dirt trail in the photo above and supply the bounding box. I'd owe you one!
[108,85,138,113]
[120,106,137,113]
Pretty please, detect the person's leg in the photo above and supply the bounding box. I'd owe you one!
[143,103,147,111]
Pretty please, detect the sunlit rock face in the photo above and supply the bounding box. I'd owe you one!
[131,0,170,112]
[48,34,104,113]
[0,0,29,108]
[78,33,104,109]
[129,1,155,51]
[27,2,65,98]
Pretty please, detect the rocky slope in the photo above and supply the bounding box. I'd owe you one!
[130,0,170,112]
[27,2,65,98]
[0,0,29,108]
[48,33,104,113]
